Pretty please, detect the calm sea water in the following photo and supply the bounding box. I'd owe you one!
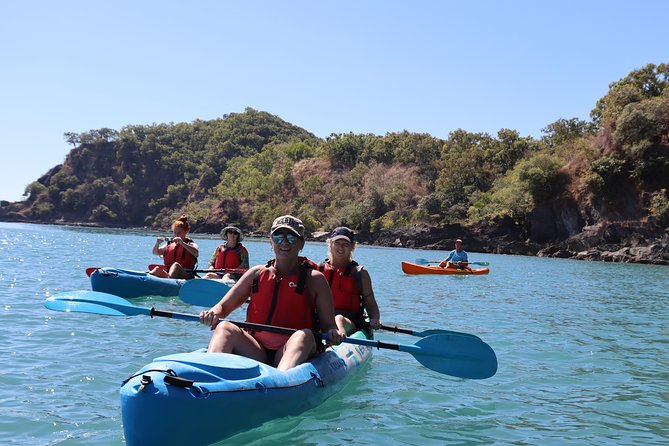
[1,222,668,445]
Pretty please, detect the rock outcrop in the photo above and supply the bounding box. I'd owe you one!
[310,217,669,266]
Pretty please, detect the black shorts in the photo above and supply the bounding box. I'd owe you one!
[260,331,322,366]
[265,348,278,365]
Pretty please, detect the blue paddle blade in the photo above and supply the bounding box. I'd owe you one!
[179,279,231,307]
[329,333,497,379]
[44,291,151,317]
[402,333,498,379]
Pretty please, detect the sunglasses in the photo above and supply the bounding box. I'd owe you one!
[271,233,300,245]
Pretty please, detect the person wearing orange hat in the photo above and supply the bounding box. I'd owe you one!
[439,239,473,271]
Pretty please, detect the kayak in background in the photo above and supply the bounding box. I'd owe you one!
[401,261,490,275]
[90,267,233,300]
[120,330,373,446]
[90,267,187,298]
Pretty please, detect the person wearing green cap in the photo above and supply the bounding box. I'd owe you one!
[199,215,344,371]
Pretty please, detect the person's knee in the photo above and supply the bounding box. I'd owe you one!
[298,328,314,342]
[290,329,315,348]
[214,321,238,336]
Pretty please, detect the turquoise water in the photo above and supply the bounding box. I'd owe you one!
[1,222,668,445]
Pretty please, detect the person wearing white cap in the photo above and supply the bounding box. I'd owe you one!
[439,238,473,271]
[199,215,344,371]
[319,226,381,335]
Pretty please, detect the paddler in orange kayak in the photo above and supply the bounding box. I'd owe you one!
[439,238,473,272]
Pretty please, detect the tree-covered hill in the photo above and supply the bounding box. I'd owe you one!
[2,64,668,263]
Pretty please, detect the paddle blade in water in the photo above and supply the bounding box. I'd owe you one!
[406,334,498,379]
[44,291,151,317]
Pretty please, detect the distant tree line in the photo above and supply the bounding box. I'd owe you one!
[20,63,669,235]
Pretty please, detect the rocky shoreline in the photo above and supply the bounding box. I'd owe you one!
[326,220,669,266]
[2,215,668,266]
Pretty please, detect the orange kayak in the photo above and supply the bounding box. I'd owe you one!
[401,261,490,275]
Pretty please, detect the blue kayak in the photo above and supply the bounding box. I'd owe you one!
[120,330,373,446]
[90,267,187,299]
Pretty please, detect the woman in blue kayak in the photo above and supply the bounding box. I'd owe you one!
[319,226,381,335]
[148,214,200,279]
[439,238,473,271]
[202,225,249,282]
[199,215,344,371]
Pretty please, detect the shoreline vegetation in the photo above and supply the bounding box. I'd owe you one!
[2,63,668,266]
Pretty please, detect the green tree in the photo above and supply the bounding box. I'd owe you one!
[613,98,669,153]
[541,118,596,148]
[63,132,81,148]
[591,63,669,127]
[321,133,366,168]
[515,154,562,202]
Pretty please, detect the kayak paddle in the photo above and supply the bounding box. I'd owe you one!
[181,282,483,338]
[415,258,490,267]
[45,291,497,379]
[355,320,481,340]
[44,290,295,335]
[179,279,233,307]
[323,332,497,380]
[181,284,482,339]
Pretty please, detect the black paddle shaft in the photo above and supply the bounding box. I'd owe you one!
[374,340,400,351]
[357,320,413,336]
[149,307,296,335]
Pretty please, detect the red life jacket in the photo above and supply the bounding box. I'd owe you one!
[163,238,197,270]
[319,260,364,317]
[246,263,314,350]
[213,243,247,269]
[301,256,320,270]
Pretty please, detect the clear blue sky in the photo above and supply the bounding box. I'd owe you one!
[2,1,668,202]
